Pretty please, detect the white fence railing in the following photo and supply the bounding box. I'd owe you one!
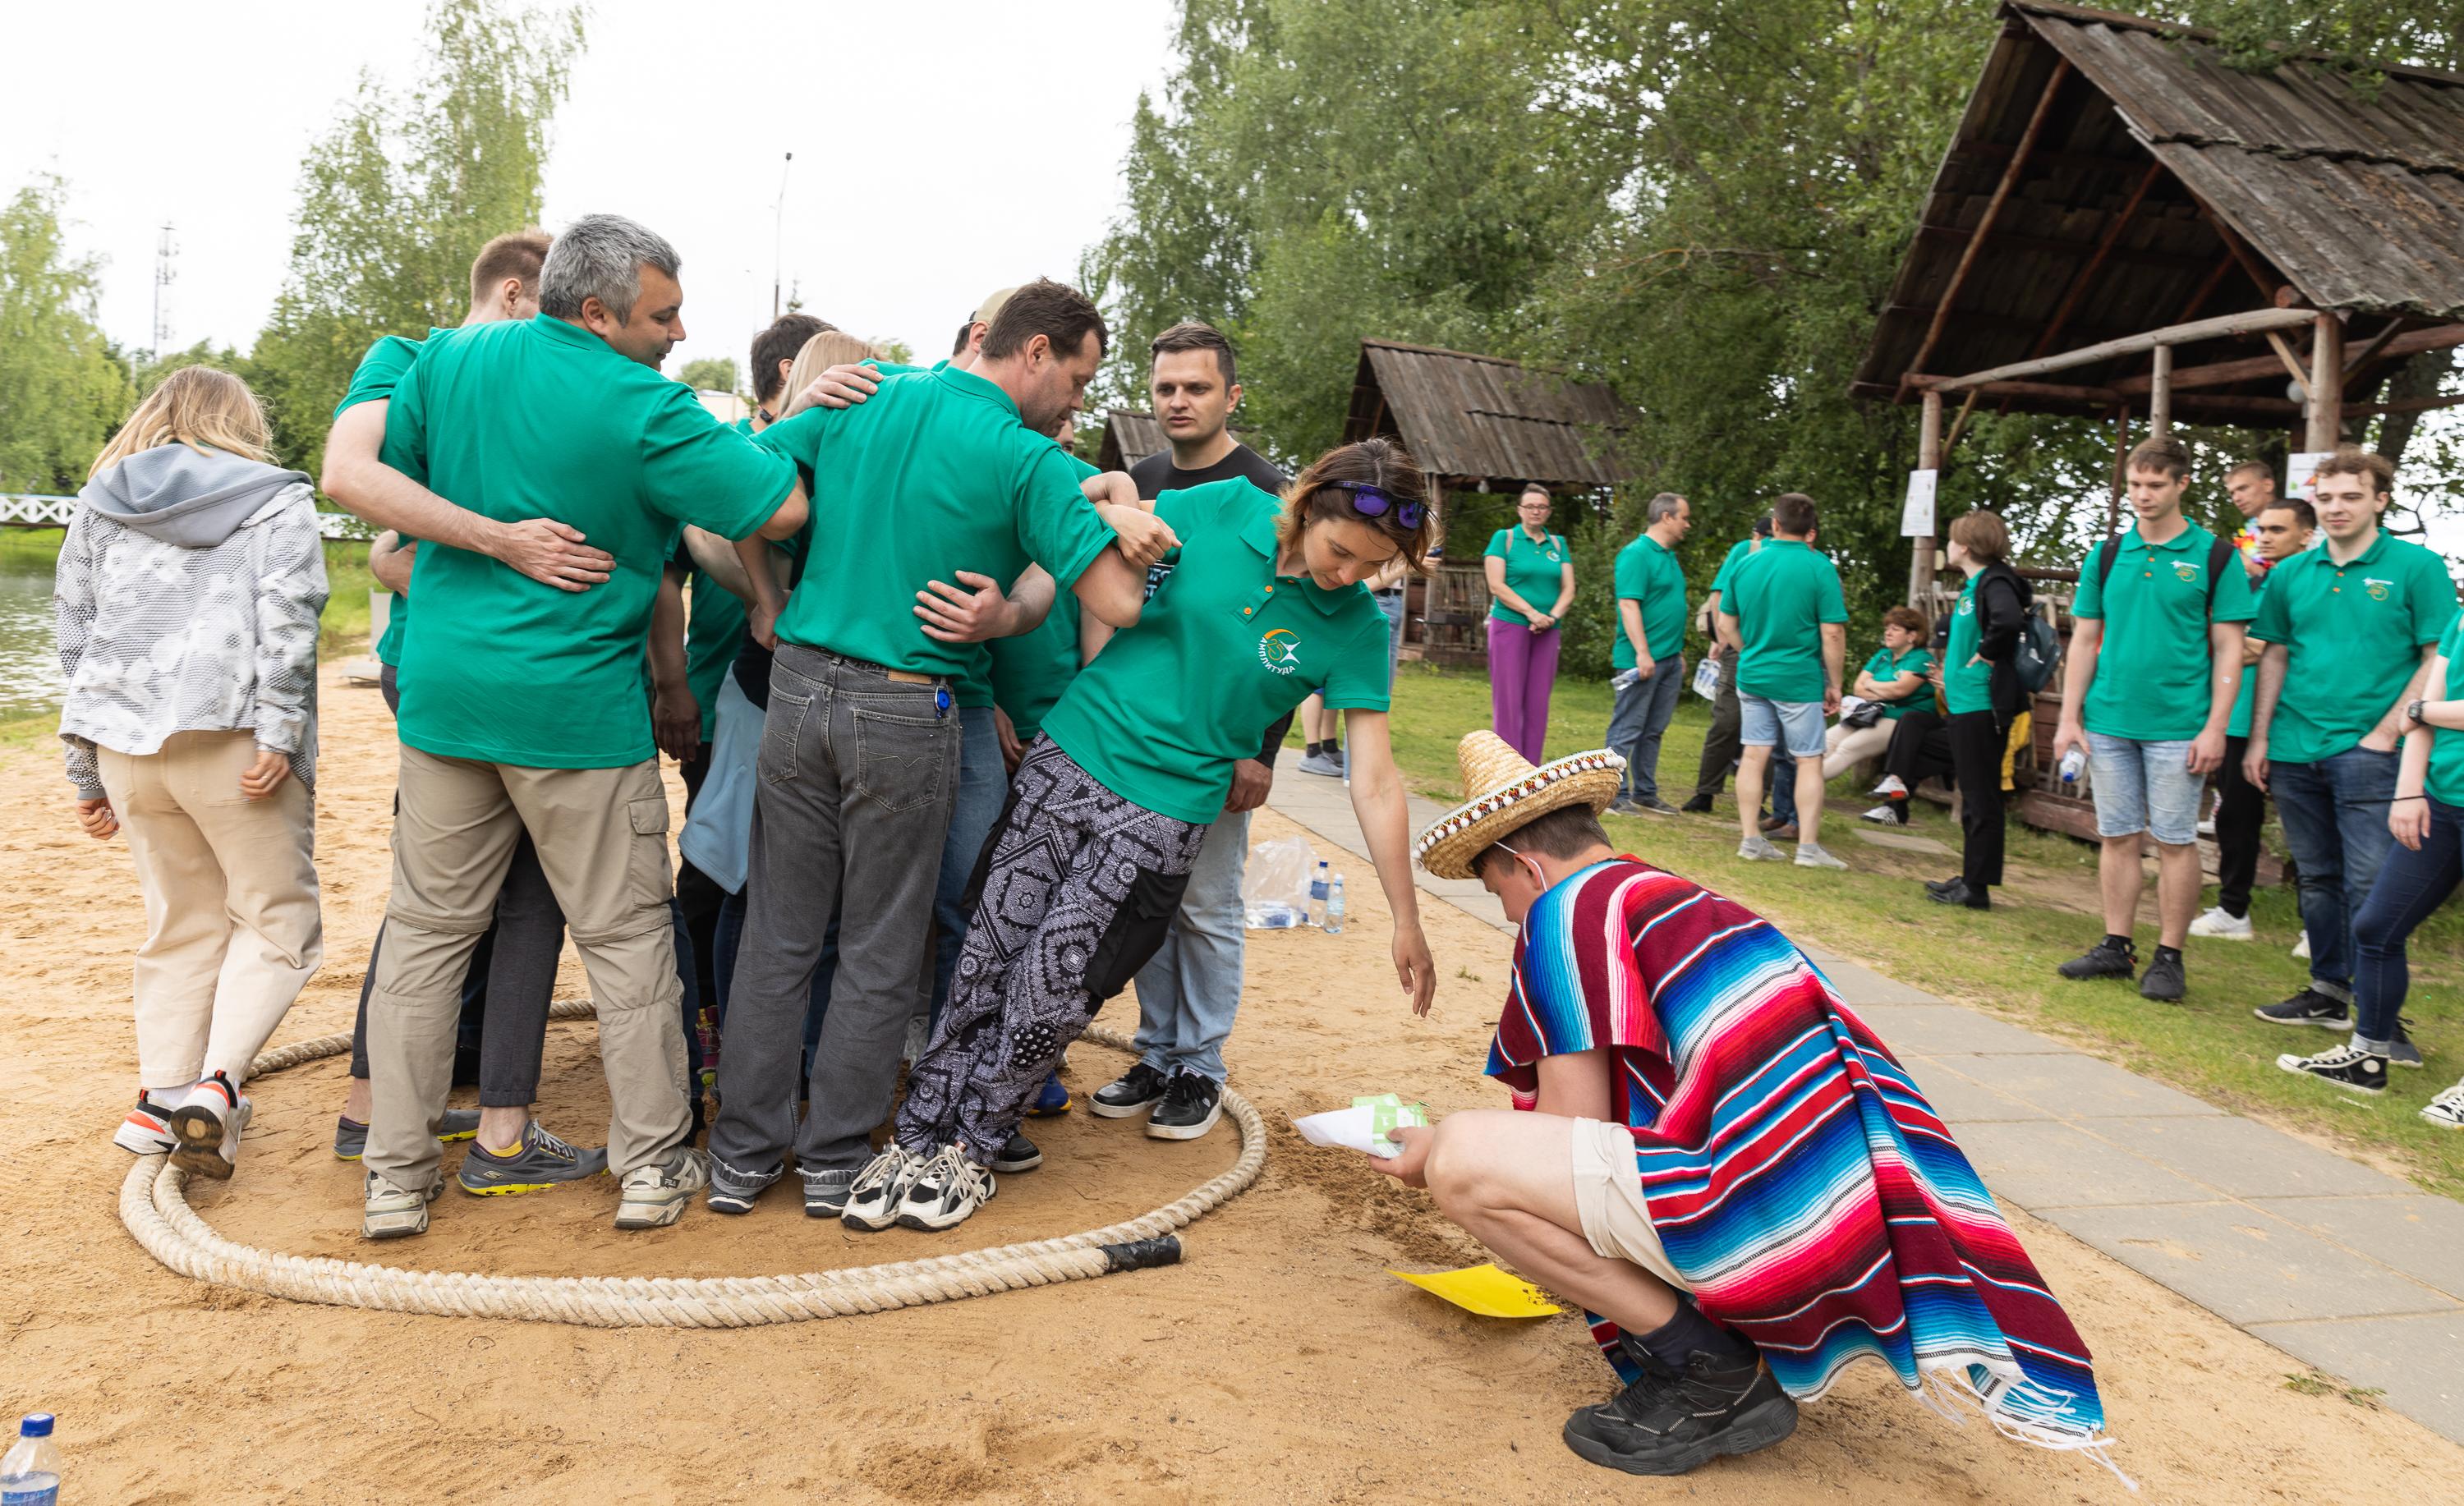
[2,494,374,540]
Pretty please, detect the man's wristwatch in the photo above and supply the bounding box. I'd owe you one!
[2407,698,2430,728]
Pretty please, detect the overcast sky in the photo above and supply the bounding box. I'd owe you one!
[7,0,1176,380]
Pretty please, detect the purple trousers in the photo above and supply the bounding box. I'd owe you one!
[1487,618,1561,763]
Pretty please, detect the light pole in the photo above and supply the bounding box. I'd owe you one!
[772,152,793,320]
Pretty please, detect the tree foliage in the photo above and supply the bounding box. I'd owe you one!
[1091,0,2464,676]
[0,178,134,493]
[248,0,582,475]
[678,356,742,396]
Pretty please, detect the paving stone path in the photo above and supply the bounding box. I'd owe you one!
[1263,753,2464,1444]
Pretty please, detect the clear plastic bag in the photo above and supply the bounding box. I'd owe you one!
[1243,833,1319,929]
[1693,656,1722,701]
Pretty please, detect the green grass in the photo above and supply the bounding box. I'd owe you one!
[1356,663,2464,1201]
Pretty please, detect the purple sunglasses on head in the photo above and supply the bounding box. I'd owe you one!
[1322,480,1425,530]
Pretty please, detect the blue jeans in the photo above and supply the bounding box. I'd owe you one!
[929,707,1007,1030]
[711,889,837,1077]
[2352,796,2464,1049]
[2269,745,2401,992]
[1375,588,1404,682]
[1607,658,1686,801]
[1133,807,1251,1083]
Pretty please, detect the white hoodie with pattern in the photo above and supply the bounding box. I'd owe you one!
[53,443,330,800]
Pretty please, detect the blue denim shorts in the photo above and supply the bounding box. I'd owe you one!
[1740,693,1827,759]
[2086,731,2204,845]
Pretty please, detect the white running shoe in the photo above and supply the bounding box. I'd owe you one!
[1871,774,1907,797]
[168,1073,251,1182]
[1859,804,1901,825]
[1795,843,1848,870]
[362,1172,444,1240]
[113,1093,180,1155]
[2421,1082,2464,1130]
[2292,930,2312,961]
[2187,907,2254,940]
[614,1146,708,1231]
[1737,835,1786,862]
[894,1143,998,1232]
[840,1145,927,1232]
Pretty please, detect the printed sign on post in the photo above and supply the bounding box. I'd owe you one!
[2287,452,2338,503]
[1900,468,1938,538]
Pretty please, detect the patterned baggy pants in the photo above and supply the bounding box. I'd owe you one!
[895,738,1209,1161]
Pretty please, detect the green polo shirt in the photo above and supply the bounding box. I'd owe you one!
[1612,533,1686,669]
[987,595,1081,742]
[2227,572,2276,739]
[2071,521,2255,742]
[1486,526,1567,623]
[382,315,798,768]
[678,416,762,737]
[1943,574,1990,715]
[2427,614,2464,807]
[1725,539,1846,702]
[336,332,443,668]
[1862,645,1934,719]
[2249,529,2455,764]
[1041,480,1391,823]
[756,365,1116,678]
[1708,538,1756,599]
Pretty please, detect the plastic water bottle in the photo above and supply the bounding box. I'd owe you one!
[2,1414,60,1506]
[1309,861,1331,929]
[2059,747,2086,786]
[1325,874,1345,934]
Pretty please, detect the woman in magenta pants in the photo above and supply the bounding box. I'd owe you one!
[1483,484,1575,761]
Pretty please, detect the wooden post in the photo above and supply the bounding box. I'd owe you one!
[2305,311,2346,451]
[2149,343,2173,435]
[1910,390,1942,609]
[2107,405,2130,535]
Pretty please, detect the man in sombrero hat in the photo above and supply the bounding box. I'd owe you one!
[1376,732,2117,1481]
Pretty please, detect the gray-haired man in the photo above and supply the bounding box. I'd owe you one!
[1606,493,1692,814]
[334,214,811,1239]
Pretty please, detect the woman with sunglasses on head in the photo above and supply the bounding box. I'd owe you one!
[838,438,1445,1234]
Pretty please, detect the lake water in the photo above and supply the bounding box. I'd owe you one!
[0,549,64,721]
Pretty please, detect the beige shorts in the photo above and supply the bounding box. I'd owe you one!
[1570,1117,1691,1292]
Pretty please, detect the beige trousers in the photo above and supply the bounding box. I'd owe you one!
[1821,719,1896,782]
[365,747,688,1189]
[98,731,322,1090]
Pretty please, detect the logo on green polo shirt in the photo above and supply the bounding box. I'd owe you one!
[2173,560,2198,582]
[1258,627,1303,675]
[2366,577,2393,601]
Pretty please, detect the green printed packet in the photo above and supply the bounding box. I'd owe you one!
[1352,1093,1429,1158]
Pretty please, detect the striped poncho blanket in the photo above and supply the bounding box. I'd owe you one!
[1487,858,2119,1470]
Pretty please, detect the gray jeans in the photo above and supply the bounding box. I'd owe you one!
[1607,654,1686,802]
[708,645,959,1176]
[1132,806,1252,1083]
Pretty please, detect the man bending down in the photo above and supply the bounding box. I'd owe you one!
[1380,731,2116,1480]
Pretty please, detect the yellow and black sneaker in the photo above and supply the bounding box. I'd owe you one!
[333,1108,480,1161]
[455,1120,608,1196]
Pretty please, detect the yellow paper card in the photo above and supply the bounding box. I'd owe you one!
[1388,1264,1562,1318]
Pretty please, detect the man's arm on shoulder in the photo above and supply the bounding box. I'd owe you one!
[322,401,614,592]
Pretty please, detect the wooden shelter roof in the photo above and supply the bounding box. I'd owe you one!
[1342,339,1636,490]
[1854,2,2464,424]
[1094,409,1261,473]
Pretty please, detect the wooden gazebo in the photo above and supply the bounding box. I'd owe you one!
[1340,338,1641,659]
[1858,0,2464,837]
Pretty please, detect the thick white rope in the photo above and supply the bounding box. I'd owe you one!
[117,1003,1266,1327]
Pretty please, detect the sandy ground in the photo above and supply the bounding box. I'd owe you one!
[3,667,2461,1503]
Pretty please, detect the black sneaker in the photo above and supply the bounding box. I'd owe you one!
[1680,795,1716,815]
[2057,937,2137,981]
[989,1130,1042,1173]
[1925,878,1989,910]
[2139,949,2186,1003]
[2276,1042,2387,1095]
[801,1167,858,1218]
[2255,988,2351,1029]
[706,1155,781,1215]
[1147,1072,1225,1141]
[1635,796,1680,815]
[2388,1020,2425,1069]
[1562,1351,1798,1476]
[1089,1062,1172,1118]
[1924,875,1963,895]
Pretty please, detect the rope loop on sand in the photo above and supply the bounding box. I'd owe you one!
[117,1003,1266,1328]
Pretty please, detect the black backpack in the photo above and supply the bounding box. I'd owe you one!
[2092,530,2238,613]
[2011,604,2060,695]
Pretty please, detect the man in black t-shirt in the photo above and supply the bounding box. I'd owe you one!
[1086,323,1290,1142]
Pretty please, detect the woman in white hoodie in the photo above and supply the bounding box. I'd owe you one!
[57,366,330,1180]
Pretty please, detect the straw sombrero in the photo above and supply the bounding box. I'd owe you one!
[1414,732,1625,881]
